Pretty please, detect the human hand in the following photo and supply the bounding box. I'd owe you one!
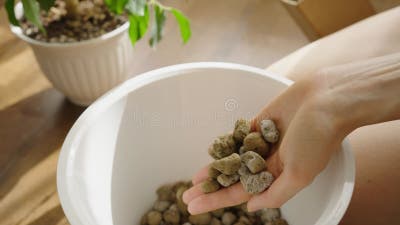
[183,53,400,214]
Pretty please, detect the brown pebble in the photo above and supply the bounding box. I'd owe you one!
[238,163,251,176]
[243,132,269,158]
[201,178,221,193]
[265,218,288,225]
[238,216,251,225]
[147,211,162,225]
[232,222,246,225]
[210,217,222,225]
[208,134,236,159]
[240,171,274,194]
[238,146,247,155]
[211,153,241,175]
[259,208,281,223]
[233,119,251,143]
[140,213,147,225]
[209,167,222,179]
[222,212,237,225]
[241,151,266,174]
[260,120,280,143]
[153,200,171,212]
[163,204,180,224]
[211,208,225,218]
[156,184,175,202]
[239,204,256,217]
[217,174,240,187]
[189,213,212,225]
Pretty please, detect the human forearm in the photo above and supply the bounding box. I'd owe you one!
[310,52,400,135]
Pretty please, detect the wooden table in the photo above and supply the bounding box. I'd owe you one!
[0,1,307,224]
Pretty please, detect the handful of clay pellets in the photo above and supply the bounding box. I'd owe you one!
[202,119,279,194]
[140,180,289,225]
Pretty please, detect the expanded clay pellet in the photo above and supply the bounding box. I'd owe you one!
[240,171,274,194]
[211,153,241,175]
[233,119,251,143]
[260,119,280,143]
[201,178,221,193]
[241,151,266,174]
[208,134,237,159]
[139,181,289,225]
[217,174,240,187]
[204,119,280,195]
[242,132,269,158]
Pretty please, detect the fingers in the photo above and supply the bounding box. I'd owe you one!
[187,183,252,215]
[192,165,210,185]
[246,171,309,211]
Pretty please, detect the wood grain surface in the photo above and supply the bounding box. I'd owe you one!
[0,1,308,224]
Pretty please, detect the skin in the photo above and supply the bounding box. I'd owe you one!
[184,7,400,224]
[183,52,400,214]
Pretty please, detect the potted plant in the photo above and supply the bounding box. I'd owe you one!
[5,0,191,106]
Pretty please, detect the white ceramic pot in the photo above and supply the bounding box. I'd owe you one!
[11,3,134,106]
[57,63,355,225]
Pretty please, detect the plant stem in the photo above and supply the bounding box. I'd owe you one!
[149,0,171,11]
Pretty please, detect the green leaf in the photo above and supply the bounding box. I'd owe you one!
[149,4,166,47]
[105,0,128,14]
[22,0,45,33]
[125,0,146,16]
[171,8,191,44]
[37,0,56,11]
[5,0,19,26]
[128,6,149,46]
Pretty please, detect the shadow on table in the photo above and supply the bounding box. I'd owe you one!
[0,88,85,200]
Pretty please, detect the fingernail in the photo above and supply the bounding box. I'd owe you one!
[187,203,196,215]
[182,190,190,204]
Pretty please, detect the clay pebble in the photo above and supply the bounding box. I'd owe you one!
[188,213,212,225]
[238,163,251,176]
[153,200,171,212]
[238,216,251,225]
[265,218,289,225]
[241,151,266,174]
[209,134,236,159]
[157,184,176,202]
[233,119,251,143]
[240,171,274,194]
[217,174,240,187]
[140,180,289,225]
[208,167,222,179]
[210,217,222,225]
[242,132,269,158]
[163,204,181,224]
[147,211,162,225]
[222,212,237,225]
[260,120,280,143]
[211,153,241,175]
[211,208,225,218]
[201,178,221,193]
[259,208,281,223]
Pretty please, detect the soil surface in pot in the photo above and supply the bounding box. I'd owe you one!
[20,0,127,43]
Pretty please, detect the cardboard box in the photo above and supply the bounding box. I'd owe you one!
[281,0,375,40]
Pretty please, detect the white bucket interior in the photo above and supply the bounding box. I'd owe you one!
[57,63,354,225]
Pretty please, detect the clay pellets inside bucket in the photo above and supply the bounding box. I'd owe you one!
[140,180,289,225]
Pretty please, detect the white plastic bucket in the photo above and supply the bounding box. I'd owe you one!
[57,62,355,225]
